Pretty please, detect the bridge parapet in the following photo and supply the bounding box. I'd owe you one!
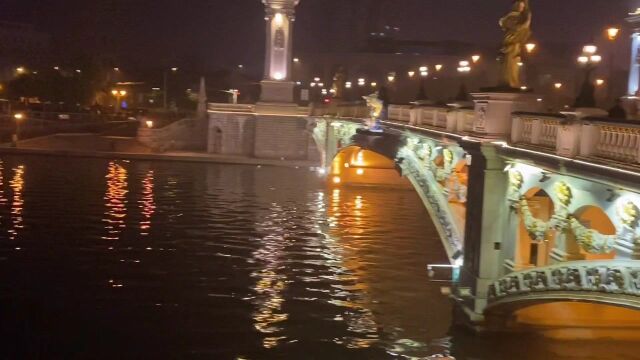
[488,260,640,306]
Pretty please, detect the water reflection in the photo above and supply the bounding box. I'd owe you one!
[138,170,155,236]
[8,165,25,240]
[251,205,291,349]
[102,161,129,240]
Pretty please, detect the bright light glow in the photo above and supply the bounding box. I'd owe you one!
[310,82,316,87]
[293,57,300,63]
[273,72,284,80]
[596,79,605,86]
[238,64,243,69]
[146,120,154,128]
[419,66,428,72]
[345,81,352,88]
[408,71,415,78]
[517,62,524,67]
[171,67,178,72]
[525,43,536,53]
[53,66,60,70]
[274,13,284,27]
[520,86,528,90]
[371,82,377,87]
[344,163,350,168]
[583,45,597,54]
[459,60,470,67]
[554,82,563,89]
[114,67,120,71]
[590,55,602,63]
[420,71,428,77]
[119,90,127,96]
[295,81,301,85]
[314,77,320,82]
[356,168,364,175]
[13,113,24,120]
[607,27,620,41]
[330,89,336,94]
[75,69,81,73]
[318,82,324,87]
[537,98,543,102]
[321,89,328,95]
[332,176,341,184]
[358,78,366,86]
[435,64,443,71]
[16,67,25,74]
[577,56,589,64]
[387,72,395,82]
[471,55,480,63]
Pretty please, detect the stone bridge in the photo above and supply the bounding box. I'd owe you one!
[139,97,640,336]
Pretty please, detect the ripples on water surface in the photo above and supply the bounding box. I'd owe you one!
[0,155,636,359]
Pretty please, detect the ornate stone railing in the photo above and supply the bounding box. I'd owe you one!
[488,260,640,303]
[388,104,412,123]
[511,113,565,150]
[581,119,640,163]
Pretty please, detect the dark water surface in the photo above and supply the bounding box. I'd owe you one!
[0,155,635,359]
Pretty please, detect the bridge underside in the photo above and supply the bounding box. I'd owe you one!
[485,297,640,340]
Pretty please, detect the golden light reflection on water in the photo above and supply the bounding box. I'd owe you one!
[138,170,155,236]
[251,208,291,349]
[323,189,380,349]
[8,165,25,240]
[102,161,128,240]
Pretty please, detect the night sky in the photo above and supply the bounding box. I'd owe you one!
[0,0,636,72]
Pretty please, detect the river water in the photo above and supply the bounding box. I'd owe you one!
[0,155,635,359]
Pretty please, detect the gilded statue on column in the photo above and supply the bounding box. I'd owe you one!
[499,0,532,88]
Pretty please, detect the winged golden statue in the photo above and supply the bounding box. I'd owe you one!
[499,0,532,88]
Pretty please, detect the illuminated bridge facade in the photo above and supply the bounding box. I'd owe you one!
[304,100,640,336]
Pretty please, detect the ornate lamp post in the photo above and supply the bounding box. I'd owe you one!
[605,27,620,103]
[416,66,429,101]
[260,0,300,104]
[574,45,602,108]
[111,89,128,112]
[456,61,471,101]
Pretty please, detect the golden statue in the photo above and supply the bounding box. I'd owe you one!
[331,67,346,99]
[499,0,532,88]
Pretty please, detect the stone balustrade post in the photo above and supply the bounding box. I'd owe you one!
[579,121,600,158]
[511,116,523,143]
[556,121,582,157]
[530,119,542,145]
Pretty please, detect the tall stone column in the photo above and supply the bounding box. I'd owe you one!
[260,0,299,104]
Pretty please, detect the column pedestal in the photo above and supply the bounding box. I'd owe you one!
[471,91,541,139]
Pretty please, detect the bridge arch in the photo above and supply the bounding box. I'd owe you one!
[486,298,640,340]
[323,129,467,262]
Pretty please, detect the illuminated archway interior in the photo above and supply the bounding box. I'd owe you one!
[329,146,410,188]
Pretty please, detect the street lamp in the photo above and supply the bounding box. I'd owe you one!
[111,89,127,112]
[471,55,481,63]
[416,66,429,101]
[525,43,537,53]
[574,45,602,108]
[456,61,472,101]
[13,113,25,147]
[607,27,620,41]
[387,72,396,83]
[163,67,179,110]
[407,71,415,78]
[435,64,443,72]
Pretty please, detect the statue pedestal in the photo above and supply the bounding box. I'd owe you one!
[470,91,541,138]
[260,80,295,104]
